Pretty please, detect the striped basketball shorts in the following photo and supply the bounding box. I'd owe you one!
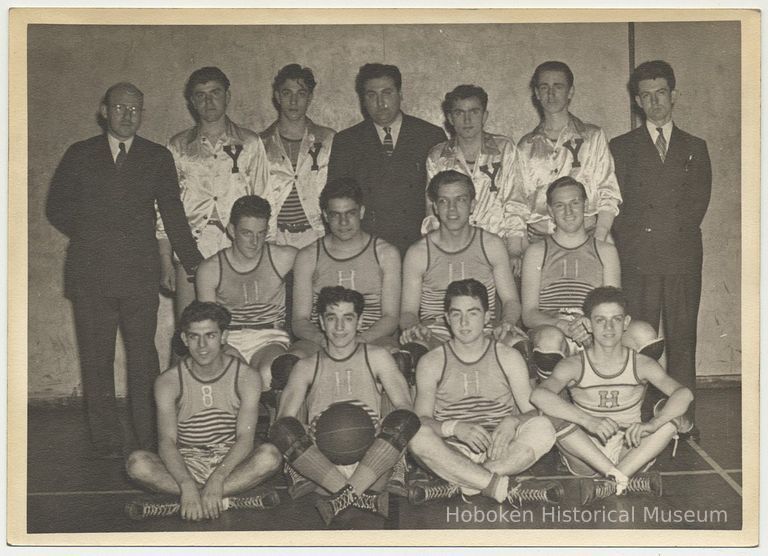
[226,328,291,364]
[178,443,233,484]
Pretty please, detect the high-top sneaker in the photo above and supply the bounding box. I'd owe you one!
[580,471,663,505]
[284,462,316,499]
[124,488,280,521]
[315,484,356,526]
[353,490,390,518]
[385,457,408,497]
[408,479,460,505]
[507,479,564,506]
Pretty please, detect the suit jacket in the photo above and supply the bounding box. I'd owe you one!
[610,124,711,276]
[327,113,446,254]
[47,134,203,298]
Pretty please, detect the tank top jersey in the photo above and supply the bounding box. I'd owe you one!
[420,227,497,322]
[311,236,383,331]
[306,344,382,429]
[215,246,286,328]
[568,348,646,426]
[176,357,241,447]
[539,236,603,318]
[433,340,518,431]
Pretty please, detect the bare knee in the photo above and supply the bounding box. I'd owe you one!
[532,325,567,355]
[254,442,283,474]
[408,425,439,459]
[624,320,659,350]
[126,449,156,482]
[517,416,556,460]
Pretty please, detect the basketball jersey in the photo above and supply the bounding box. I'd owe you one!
[420,227,497,322]
[433,340,518,431]
[306,344,382,428]
[176,357,241,447]
[215,246,286,328]
[311,236,384,331]
[538,236,604,319]
[568,348,646,426]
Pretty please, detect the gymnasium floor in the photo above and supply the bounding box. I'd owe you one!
[26,385,742,534]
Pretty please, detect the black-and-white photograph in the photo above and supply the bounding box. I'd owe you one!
[9,7,759,547]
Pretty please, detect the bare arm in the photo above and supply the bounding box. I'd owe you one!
[195,255,220,302]
[275,358,315,420]
[521,242,575,337]
[638,357,693,431]
[597,240,621,287]
[271,244,299,278]
[360,241,401,343]
[399,241,429,335]
[369,346,412,410]
[412,349,445,435]
[496,344,535,415]
[290,244,326,346]
[484,232,521,328]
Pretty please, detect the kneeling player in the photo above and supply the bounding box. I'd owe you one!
[530,286,693,503]
[408,279,561,506]
[270,286,420,525]
[126,302,282,521]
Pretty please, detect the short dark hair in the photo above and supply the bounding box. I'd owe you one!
[630,60,676,96]
[355,63,402,98]
[444,279,489,312]
[442,84,489,116]
[546,176,588,205]
[320,177,364,211]
[317,286,365,317]
[272,64,317,94]
[531,61,574,90]
[426,170,476,203]
[179,301,231,332]
[229,195,271,227]
[582,286,628,318]
[184,67,231,102]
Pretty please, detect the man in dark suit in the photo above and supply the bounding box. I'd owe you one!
[47,83,203,458]
[609,61,712,423]
[327,63,446,254]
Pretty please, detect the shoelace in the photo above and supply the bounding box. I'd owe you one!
[135,501,180,518]
[354,492,379,511]
[509,484,556,503]
[329,486,355,515]
[627,475,652,493]
[390,459,406,485]
[285,463,305,484]
[594,480,617,499]
[421,482,459,502]
[228,495,268,510]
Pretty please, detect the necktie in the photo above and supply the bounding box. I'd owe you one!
[116,142,127,170]
[655,127,667,162]
[383,127,394,156]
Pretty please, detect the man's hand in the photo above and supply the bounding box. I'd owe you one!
[488,415,520,460]
[400,323,432,345]
[585,415,620,445]
[566,318,591,345]
[201,474,226,519]
[508,254,523,277]
[454,422,492,454]
[624,421,656,448]
[492,321,515,342]
[160,258,176,293]
[179,482,204,521]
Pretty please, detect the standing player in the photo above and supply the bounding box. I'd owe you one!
[408,279,560,505]
[260,64,335,250]
[531,286,693,502]
[289,177,401,360]
[610,60,711,424]
[327,63,446,253]
[400,170,522,355]
[196,195,297,390]
[521,176,661,381]
[423,85,519,267]
[159,67,269,318]
[508,61,622,268]
[270,287,419,525]
[126,301,282,521]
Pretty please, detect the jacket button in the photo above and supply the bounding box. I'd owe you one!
[644,227,652,232]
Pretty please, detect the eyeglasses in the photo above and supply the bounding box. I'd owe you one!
[111,104,142,116]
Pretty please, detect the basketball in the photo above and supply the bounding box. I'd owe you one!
[315,402,376,465]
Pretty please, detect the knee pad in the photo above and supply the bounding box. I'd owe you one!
[516,416,556,460]
[270,353,300,390]
[511,338,531,361]
[400,342,428,366]
[268,417,313,462]
[378,409,421,451]
[640,338,666,361]
[653,398,694,434]
[532,351,563,380]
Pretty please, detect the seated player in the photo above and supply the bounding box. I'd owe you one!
[530,286,694,503]
[521,176,662,381]
[126,301,282,521]
[196,195,298,390]
[400,170,523,366]
[408,279,560,505]
[283,177,401,380]
[270,286,419,525]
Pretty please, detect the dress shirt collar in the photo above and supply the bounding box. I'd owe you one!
[107,133,134,162]
[373,112,403,148]
[441,131,501,159]
[530,113,586,145]
[186,116,243,146]
[646,119,674,148]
